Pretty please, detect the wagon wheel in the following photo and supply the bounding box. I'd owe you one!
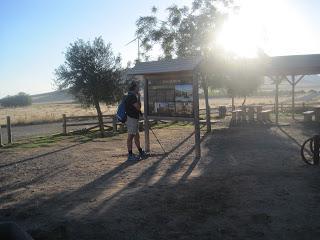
[301,137,318,165]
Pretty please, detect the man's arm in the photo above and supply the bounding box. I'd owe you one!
[133,102,141,111]
[133,93,141,111]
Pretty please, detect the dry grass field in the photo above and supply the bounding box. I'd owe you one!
[0,96,293,126]
[0,103,118,126]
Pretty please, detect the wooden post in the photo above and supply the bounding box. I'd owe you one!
[112,115,117,133]
[144,78,150,152]
[193,73,201,158]
[0,125,3,147]
[62,114,67,135]
[291,75,295,119]
[231,96,235,111]
[203,79,211,132]
[275,77,280,124]
[6,116,12,144]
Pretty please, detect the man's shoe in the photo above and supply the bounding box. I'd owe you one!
[139,150,148,159]
[127,154,139,162]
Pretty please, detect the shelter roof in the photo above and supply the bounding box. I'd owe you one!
[266,54,320,76]
[128,56,202,75]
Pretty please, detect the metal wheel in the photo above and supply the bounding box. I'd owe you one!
[301,137,317,165]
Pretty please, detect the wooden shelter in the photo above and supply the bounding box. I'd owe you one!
[128,56,207,158]
[265,54,320,122]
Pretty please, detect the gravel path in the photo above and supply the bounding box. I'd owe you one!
[1,122,320,239]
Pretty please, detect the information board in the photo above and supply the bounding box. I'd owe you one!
[147,78,193,118]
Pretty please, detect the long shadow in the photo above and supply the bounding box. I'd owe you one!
[0,163,69,195]
[278,126,303,149]
[0,141,88,169]
[155,132,208,185]
[92,131,197,208]
[10,130,198,217]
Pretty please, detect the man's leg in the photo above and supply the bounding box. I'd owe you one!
[127,134,135,155]
[134,132,146,158]
[134,132,141,149]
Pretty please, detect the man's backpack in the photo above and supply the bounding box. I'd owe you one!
[116,92,134,123]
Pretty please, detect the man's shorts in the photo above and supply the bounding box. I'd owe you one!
[126,116,139,135]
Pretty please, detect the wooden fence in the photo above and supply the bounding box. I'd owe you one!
[62,114,120,134]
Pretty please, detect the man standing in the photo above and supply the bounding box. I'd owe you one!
[125,81,147,161]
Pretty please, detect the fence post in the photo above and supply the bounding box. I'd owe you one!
[302,102,305,112]
[112,115,117,133]
[6,116,12,144]
[0,125,3,147]
[62,114,67,135]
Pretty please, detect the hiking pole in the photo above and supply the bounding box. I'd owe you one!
[149,126,167,155]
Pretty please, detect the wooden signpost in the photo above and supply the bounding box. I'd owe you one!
[129,57,204,158]
[0,125,3,147]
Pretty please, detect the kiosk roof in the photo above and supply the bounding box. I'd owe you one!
[128,56,202,75]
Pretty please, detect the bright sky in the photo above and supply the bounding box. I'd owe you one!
[1,0,320,97]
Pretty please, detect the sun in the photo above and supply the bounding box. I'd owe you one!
[216,0,314,58]
[216,0,268,58]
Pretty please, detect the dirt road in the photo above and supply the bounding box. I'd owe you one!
[1,122,320,239]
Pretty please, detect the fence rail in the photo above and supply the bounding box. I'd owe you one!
[62,114,119,134]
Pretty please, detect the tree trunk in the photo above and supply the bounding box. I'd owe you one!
[232,96,235,111]
[242,96,247,106]
[94,99,105,137]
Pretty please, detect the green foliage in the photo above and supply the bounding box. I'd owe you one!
[136,0,232,59]
[0,92,32,107]
[55,36,124,107]
[55,36,124,136]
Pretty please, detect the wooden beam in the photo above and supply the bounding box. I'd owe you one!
[291,75,295,119]
[193,72,201,158]
[275,76,281,124]
[0,125,3,147]
[144,78,150,152]
[6,116,12,144]
[148,116,194,122]
[296,75,305,85]
[62,114,67,135]
[203,78,211,132]
[284,75,293,85]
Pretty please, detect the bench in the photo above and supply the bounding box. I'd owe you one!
[303,111,314,122]
[247,106,255,121]
[232,110,243,123]
[256,105,263,121]
[261,110,272,121]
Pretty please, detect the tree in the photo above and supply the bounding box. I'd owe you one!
[55,37,123,136]
[0,92,32,107]
[136,0,232,60]
[136,0,264,106]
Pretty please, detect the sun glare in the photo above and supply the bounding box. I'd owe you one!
[216,0,315,58]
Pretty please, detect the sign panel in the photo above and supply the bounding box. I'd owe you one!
[147,78,193,118]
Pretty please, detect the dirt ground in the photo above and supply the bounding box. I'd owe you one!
[1,120,320,240]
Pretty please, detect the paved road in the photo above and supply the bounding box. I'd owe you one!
[0,121,101,144]
[1,122,62,143]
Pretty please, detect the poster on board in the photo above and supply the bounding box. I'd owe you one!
[147,79,193,117]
